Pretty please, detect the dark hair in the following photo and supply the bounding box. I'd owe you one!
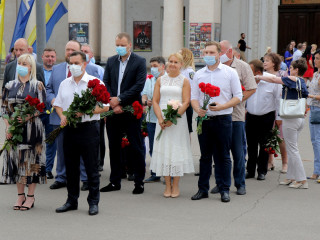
[286,44,293,55]
[241,33,245,37]
[297,43,303,50]
[150,56,165,65]
[302,45,312,59]
[291,58,308,76]
[249,59,264,73]
[43,47,56,53]
[69,40,82,50]
[314,49,320,57]
[10,47,14,53]
[205,41,221,52]
[116,32,132,43]
[69,51,86,62]
[264,53,281,71]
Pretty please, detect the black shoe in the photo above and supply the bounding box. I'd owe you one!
[191,190,208,200]
[245,173,255,179]
[50,181,66,190]
[236,187,246,195]
[121,172,127,179]
[46,171,54,179]
[194,172,200,176]
[98,166,103,172]
[127,174,135,181]
[56,202,78,213]
[81,182,89,191]
[257,173,265,180]
[221,192,230,202]
[100,183,121,192]
[210,185,219,194]
[132,185,144,194]
[89,205,99,216]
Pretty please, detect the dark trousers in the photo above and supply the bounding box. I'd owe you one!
[246,111,275,176]
[106,114,145,185]
[146,122,159,177]
[198,115,232,194]
[64,121,100,206]
[99,120,106,167]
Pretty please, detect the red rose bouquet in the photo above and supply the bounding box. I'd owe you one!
[0,95,45,156]
[196,83,220,134]
[264,126,283,158]
[156,99,182,140]
[141,111,148,138]
[121,136,130,148]
[45,79,110,144]
[102,101,144,120]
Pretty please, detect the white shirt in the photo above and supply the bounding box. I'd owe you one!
[117,54,131,96]
[292,49,302,61]
[246,72,282,120]
[54,72,103,122]
[191,63,243,116]
[180,67,195,87]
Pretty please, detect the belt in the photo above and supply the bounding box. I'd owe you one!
[76,120,99,127]
[206,114,231,120]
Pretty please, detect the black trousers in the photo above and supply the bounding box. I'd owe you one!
[64,121,100,206]
[106,113,145,185]
[99,120,106,167]
[246,111,275,176]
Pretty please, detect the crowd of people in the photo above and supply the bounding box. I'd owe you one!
[1,33,320,215]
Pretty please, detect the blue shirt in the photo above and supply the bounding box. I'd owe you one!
[88,61,105,80]
[43,68,52,86]
[281,77,309,100]
[142,76,157,123]
[280,62,287,71]
[117,54,131,96]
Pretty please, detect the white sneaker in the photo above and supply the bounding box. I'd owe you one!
[289,181,308,189]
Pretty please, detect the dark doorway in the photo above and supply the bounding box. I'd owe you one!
[278,4,320,55]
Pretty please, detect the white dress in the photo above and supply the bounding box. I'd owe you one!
[150,74,194,176]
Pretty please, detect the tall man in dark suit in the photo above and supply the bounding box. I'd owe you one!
[100,32,147,194]
[46,40,99,190]
[3,38,45,91]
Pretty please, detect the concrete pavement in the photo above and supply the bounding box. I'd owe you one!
[0,117,319,240]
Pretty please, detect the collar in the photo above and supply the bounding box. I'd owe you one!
[118,53,131,62]
[205,62,223,72]
[43,67,52,72]
[70,71,89,84]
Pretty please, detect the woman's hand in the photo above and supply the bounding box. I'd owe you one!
[17,114,32,123]
[5,128,12,139]
[60,115,67,127]
[164,120,173,128]
[159,118,165,130]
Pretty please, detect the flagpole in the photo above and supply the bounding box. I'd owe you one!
[36,0,45,64]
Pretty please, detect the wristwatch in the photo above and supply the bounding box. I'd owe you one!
[117,96,122,104]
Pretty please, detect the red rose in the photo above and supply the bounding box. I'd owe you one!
[88,79,101,89]
[25,95,33,104]
[274,154,278,157]
[36,103,45,112]
[241,85,246,91]
[146,74,153,79]
[199,82,206,92]
[271,150,275,154]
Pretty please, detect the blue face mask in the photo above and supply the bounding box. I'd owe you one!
[90,57,96,64]
[151,67,160,78]
[116,46,127,56]
[203,56,216,66]
[17,65,29,77]
[85,54,90,63]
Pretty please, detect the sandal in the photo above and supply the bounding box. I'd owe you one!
[20,195,35,211]
[13,193,26,210]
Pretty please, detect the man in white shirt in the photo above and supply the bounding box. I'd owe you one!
[292,43,303,61]
[246,59,282,180]
[190,41,242,203]
[54,51,109,216]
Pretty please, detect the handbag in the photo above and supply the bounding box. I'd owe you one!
[310,108,320,124]
[279,77,306,119]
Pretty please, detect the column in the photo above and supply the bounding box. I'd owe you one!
[101,0,122,61]
[162,0,184,59]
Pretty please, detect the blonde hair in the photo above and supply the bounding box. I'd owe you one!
[168,52,183,64]
[17,53,37,90]
[265,46,271,54]
[312,44,317,51]
[180,48,195,70]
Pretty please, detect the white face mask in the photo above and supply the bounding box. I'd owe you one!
[220,48,232,63]
[69,64,83,77]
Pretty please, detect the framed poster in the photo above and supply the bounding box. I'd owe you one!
[69,23,89,44]
[133,21,152,52]
[189,23,212,58]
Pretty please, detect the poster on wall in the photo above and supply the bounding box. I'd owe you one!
[133,21,152,52]
[189,23,212,58]
[69,23,89,44]
[214,23,221,42]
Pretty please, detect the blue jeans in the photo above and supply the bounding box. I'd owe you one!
[53,125,88,183]
[198,115,232,194]
[147,122,159,177]
[310,106,320,175]
[231,121,246,188]
[41,114,57,172]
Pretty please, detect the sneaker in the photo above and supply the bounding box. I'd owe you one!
[143,175,161,183]
[289,181,308,189]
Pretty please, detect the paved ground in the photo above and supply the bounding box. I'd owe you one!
[0,117,319,240]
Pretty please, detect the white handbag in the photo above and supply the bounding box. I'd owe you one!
[279,77,306,119]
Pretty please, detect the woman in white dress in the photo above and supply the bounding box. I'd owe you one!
[150,53,194,198]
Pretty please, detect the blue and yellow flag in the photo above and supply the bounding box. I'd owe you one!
[0,0,6,59]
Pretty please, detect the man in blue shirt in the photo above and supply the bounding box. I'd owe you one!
[41,48,57,179]
[142,56,166,183]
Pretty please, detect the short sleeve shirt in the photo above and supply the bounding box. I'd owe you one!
[238,39,246,51]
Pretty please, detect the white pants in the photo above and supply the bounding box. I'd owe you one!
[283,118,306,181]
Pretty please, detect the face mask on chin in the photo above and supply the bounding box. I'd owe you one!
[220,49,232,63]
